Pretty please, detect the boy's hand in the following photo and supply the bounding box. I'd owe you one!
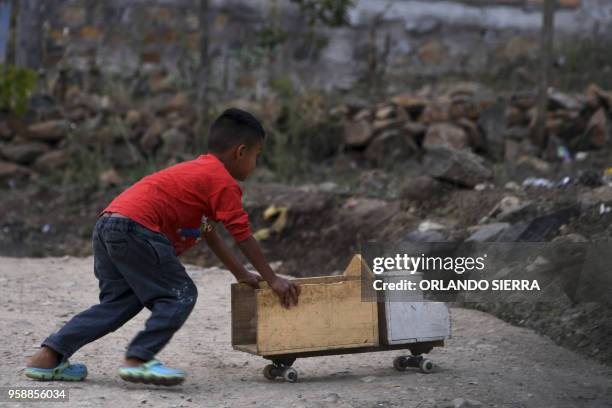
[237,271,263,289]
[270,277,301,308]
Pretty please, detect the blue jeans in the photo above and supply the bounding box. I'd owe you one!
[42,216,198,362]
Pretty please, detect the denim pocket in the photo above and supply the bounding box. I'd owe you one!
[102,230,129,258]
[141,237,176,265]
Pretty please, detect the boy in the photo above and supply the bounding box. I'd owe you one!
[25,108,301,386]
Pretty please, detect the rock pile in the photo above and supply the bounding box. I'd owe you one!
[336,83,612,186]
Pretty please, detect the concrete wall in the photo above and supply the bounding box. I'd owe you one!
[34,0,612,94]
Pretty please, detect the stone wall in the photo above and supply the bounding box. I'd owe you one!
[30,0,612,94]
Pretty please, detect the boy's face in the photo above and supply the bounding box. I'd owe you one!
[231,141,262,181]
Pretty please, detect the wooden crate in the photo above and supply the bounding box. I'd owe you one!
[378,272,451,345]
[232,255,379,356]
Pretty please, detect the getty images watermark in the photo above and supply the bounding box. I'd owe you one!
[359,242,612,303]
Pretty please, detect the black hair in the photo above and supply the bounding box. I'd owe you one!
[207,108,266,153]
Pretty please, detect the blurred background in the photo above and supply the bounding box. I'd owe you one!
[1,0,611,366]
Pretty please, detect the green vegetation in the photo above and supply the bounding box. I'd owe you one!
[0,65,37,115]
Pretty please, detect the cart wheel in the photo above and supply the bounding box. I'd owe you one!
[393,356,408,371]
[419,359,434,373]
[263,364,277,380]
[282,367,298,383]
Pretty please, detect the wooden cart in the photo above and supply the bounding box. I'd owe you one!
[231,255,450,382]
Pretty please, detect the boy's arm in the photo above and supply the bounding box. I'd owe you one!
[237,236,300,308]
[203,230,300,308]
[203,229,259,284]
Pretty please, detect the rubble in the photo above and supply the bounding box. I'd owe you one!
[423,146,493,188]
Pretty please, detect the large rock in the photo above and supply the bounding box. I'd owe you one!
[0,120,13,140]
[423,146,493,188]
[466,223,510,242]
[399,175,447,204]
[364,130,417,166]
[403,122,427,138]
[456,118,484,150]
[0,142,50,165]
[33,149,70,172]
[449,97,479,121]
[372,119,403,135]
[375,105,395,120]
[343,120,373,147]
[495,206,580,242]
[0,160,30,181]
[580,186,612,207]
[390,95,427,118]
[419,98,450,124]
[27,120,70,142]
[548,89,584,111]
[477,100,506,161]
[586,83,612,111]
[583,108,609,148]
[423,123,469,150]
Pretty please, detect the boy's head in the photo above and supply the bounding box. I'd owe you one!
[208,108,265,181]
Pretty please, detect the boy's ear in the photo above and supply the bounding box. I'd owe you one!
[236,144,247,159]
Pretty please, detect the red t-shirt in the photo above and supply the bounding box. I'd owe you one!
[101,154,251,255]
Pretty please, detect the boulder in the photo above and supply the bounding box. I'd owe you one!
[586,83,612,111]
[419,99,450,124]
[0,142,50,165]
[580,186,612,207]
[466,223,510,242]
[0,120,13,140]
[27,120,70,142]
[364,130,417,166]
[0,160,30,181]
[456,118,484,150]
[583,108,609,148]
[477,100,506,161]
[375,105,395,120]
[372,119,403,135]
[399,175,447,204]
[423,146,493,188]
[33,149,70,172]
[423,123,469,150]
[344,120,373,147]
[449,97,479,121]
[548,89,584,111]
[390,95,427,118]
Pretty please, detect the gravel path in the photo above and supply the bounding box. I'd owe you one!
[0,256,611,408]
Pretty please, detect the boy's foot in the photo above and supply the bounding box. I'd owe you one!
[118,360,186,386]
[27,346,60,369]
[25,360,88,381]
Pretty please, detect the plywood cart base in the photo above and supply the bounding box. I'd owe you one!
[234,340,444,383]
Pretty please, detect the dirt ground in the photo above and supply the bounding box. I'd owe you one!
[1,256,611,408]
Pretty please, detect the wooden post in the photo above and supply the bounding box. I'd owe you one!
[535,0,556,153]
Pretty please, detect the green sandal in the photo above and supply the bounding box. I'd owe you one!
[118,360,186,386]
[25,360,88,381]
